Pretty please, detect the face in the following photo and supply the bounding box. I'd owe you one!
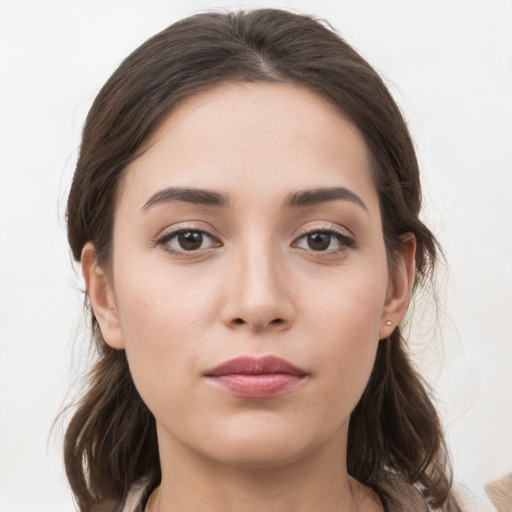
[85,82,412,470]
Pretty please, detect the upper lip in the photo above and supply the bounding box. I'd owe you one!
[205,356,307,377]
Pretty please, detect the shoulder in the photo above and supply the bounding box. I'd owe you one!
[484,473,512,512]
[453,477,503,512]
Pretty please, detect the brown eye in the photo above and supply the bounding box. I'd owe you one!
[293,229,355,254]
[178,231,204,251]
[307,232,331,251]
[158,229,220,254]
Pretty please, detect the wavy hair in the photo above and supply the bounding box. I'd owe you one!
[64,9,460,511]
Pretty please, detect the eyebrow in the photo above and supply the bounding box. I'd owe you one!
[142,186,229,211]
[141,185,367,212]
[285,187,368,211]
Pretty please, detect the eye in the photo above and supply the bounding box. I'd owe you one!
[158,229,220,254]
[294,230,355,252]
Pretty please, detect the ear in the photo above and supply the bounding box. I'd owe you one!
[81,242,125,349]
[379,234,416,340]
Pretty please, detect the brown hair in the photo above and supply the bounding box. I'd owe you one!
[65,9,460,511]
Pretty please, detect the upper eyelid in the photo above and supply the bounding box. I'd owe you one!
[293,222,354,239]
[154,221,355,245]
[294,229,354,245]
[298,226,347,235]
[155,222,222,241]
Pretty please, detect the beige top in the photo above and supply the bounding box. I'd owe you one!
[120,473,431,512]
[119,473,502,512]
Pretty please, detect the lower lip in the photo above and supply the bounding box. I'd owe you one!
[206,373,304,398]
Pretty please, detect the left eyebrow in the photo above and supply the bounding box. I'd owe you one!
[285,187,368,212]
[141,186,229,211]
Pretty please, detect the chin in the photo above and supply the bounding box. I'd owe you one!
[206,439,315,470]
[195,417,343,470]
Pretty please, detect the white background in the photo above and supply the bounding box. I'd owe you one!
[1,1,511,510]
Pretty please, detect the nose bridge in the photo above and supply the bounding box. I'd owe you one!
[223,229,294,331]
[241,237,279,299]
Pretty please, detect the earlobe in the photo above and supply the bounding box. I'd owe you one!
[379,234,416,340]
[81,242,125,349]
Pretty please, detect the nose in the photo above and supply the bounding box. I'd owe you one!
[221,243,296,333]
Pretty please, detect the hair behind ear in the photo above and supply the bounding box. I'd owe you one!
[347,330,459,511]
[64,338,160,511]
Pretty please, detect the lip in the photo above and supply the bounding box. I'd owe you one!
[204,356,307,398]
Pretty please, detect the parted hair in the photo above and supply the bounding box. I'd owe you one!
[65,9,461,512]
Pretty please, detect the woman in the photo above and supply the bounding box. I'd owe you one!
[64,9,462,512]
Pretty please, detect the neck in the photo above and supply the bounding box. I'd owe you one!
[147,424,380,512]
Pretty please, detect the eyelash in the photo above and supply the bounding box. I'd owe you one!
[155,225,356,257]
[156,228,220,256]
[293,227,356,255]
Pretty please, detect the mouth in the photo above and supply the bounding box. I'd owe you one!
[204,355,307,399]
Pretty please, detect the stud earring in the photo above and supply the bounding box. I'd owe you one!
[385,320,393,326]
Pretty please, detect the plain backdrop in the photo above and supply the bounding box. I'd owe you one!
[1,1,511,510]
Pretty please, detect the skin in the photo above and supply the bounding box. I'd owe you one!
[82,82,416,512]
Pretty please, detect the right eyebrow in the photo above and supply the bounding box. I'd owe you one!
[285,186,368,212]
[141,186,229,211]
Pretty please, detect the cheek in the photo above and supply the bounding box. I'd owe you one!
[303,261,388,343]
[112,262,219,406]
[115,256,218,342]
[300,263,388,407]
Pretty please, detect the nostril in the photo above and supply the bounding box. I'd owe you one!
[231,317,284,327]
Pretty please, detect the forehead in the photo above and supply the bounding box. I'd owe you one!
[120,82,378,213]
